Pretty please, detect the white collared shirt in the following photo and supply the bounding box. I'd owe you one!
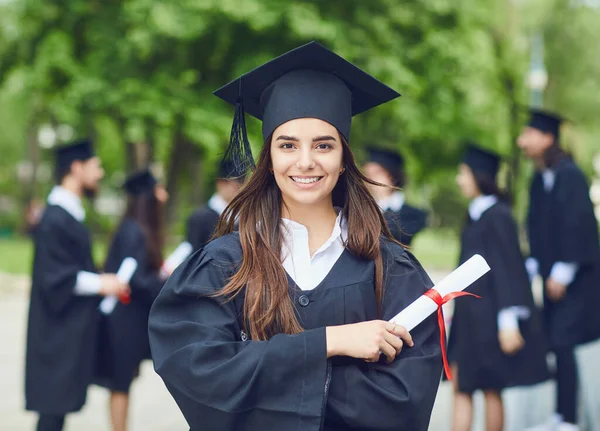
[468,195,498,221]
[47,186,100,295]
[208,193,228,216]
[281,211,348,291]
[378,191,405,212]
[542,169,556,192]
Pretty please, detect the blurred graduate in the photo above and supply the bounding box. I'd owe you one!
[363,147,428,246]
[449,143,549,431]
[149,42,443,431]
[25,139,130,431]
[95,169,169,431]
[519,110,600,431]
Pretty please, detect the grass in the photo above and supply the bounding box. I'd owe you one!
[0,228,459,276]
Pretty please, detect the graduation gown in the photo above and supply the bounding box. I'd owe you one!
[96,218,164,392]
[447,201,549,393]
[149,233,443,431]
[527,158,600,349]
[25,205,100,414]
[384,204,428,246]
[186,205,220,252]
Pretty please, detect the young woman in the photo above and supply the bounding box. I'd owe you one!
[449,144,549,431]
[96,170,169,431]
[149,42,443,431]
[363,147,428,246]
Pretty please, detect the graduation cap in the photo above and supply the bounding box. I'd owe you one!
[463,143,501,179]
[366,147,404,178]
[122,170,157,196]
[54,139,95,173]
[214,41,401,174]
[528,108,565,138]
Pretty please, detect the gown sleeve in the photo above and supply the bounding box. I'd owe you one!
[115,225,165,301]
[554,166,599,265]
[148,249,329,426]
[34,216,89,316]
[485,207,531,311]
[324,249,442,431]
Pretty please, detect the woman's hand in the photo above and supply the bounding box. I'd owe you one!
[326,320,413,363]
[498,328,525,356]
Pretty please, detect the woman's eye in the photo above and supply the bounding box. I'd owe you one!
[280,143,295,149]
[316,143,333,150]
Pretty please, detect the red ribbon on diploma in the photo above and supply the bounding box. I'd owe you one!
[424,288,481,380]
[119,293,131,305]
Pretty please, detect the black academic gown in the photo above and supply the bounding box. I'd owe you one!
[384,204,428,246]
[25,205,100,414]
[447,201,549,393]
[149,233,443,431]
[96,218,164,392]
[186,205,220,252]
[527,158,600,349]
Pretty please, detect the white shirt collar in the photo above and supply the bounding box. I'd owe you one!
[542,169,555,192]
[47,186,86,222]
[208,193,228,216]
[378,191,405,212]
[468,195,498,221]
[280,210,348,291]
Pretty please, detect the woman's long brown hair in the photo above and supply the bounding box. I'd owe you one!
[217,136,397,340]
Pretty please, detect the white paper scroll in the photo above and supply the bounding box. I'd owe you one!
[160,241,193,278]
[99,257,138,315]
[389,254,490,331]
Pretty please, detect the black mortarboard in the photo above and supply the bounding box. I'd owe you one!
[123,170,157,195]
[366,147,404,178]
[528,108,564,138]
[214,41,401,174]
[54,139,95,172]
[463,143,501,179]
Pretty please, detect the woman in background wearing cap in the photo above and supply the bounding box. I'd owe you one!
[450,144,549,431]
[363,147,428,247]
[149,42,442,431]
[519,110,600,431]
[96,170,169,431]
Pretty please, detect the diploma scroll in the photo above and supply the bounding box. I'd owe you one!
[160,241,193,278]
[389,254,490,330]
[99,257,138,315]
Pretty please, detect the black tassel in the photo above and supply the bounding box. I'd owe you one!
[222,97,255,178]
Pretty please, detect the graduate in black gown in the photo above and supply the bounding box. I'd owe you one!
[149,42,443,431]
[518,110,600,431]
[25,139,130,431]
[185,159,244,252]
[363,147,428,246]
[448,144,549,431]
[96,169,169,431]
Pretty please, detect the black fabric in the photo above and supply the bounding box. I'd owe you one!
[122,170,157,195]
[529,108,563,138]
[555,347,578,424]
[384,204,428,246]
[186,206,220,252]
[214,41,401,142]
[25,205,100,414]
[95,218,165,392]
[527,158,600,348]
[447,201,550,393]
[149,233,442,431]
[37,414,65,431]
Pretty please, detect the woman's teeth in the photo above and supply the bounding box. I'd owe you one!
[292,177,321,184]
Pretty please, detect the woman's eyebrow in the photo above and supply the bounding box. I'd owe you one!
[312,135,337,142]
[275,135,299,141]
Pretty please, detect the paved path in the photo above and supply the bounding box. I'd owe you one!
[1,270,598,430]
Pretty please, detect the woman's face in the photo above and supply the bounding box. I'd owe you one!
[154,184,169,205]
[270,118,344,209]
[456,163,480,199]
[517,127,553,160]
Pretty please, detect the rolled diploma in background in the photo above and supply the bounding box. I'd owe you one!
[389,254,490,331]
[161,241,193,277]
[99,257,138,315]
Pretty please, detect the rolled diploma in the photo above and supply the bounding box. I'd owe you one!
[161,241,193,276]
[99,257,138,315]
[389,254,490,331]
